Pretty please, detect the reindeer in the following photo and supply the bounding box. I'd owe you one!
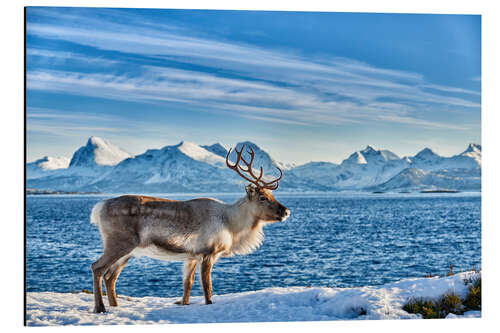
[90,145,290,313]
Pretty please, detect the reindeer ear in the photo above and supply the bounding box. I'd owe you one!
[245,184,258,198]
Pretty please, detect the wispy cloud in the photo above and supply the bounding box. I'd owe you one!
[26,8,480,132]
[27,48,118,65]
[27,107,119,122]
[419,84,481,96]
[27,123,121,136]
[237,114,314,126]
[26,65,474,131]
[26,106,138,143]
[375,115,470,130]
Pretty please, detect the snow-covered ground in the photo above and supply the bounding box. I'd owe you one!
[26,271,480,326]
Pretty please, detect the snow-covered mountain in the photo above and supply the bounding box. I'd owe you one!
[87,141,240,193]
[446,143,482,170]
[371,167,481,192]
[288,144,481,192]
[332,145,410,189]
[26,156,70,179]
[368,144,481,192]
[89,141,293,192]
[69,136,133,168]
[26,137,481,193]
[30,156,70,170]
[409,144,481,172]
[231,141,294,172]
[290,161,339,180]
[286,145,410,190]
[27,137,133,191]
[461,143,482,164]
[409,148,444,170]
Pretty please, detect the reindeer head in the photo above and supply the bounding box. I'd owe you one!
[226,145,290,222]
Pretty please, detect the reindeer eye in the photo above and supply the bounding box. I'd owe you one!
[259,195,267,201]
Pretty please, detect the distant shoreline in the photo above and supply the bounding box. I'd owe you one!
[420,189,461,193]
[26,188,103,195]
[26,189,481,197]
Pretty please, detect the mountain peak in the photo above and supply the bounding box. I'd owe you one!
[70,137,132,168]
[343,151,368,165]
[342,145,400,166]
[459,143,481,167]
[87,136,104,146]
[177,141,205,154]
[362,145,377,153]
[86,135,125,148]
[464,143,481,154]
[415,147,438,158]
[177,141,198,149]
[235,141,262,151]
[232,141,292,171]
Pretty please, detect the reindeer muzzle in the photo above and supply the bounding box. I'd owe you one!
[278,207,290,222]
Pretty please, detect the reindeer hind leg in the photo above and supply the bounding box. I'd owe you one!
[92,237,137,313]
[104,255,131,307]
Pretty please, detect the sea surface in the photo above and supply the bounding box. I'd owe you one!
[26,192,481,298]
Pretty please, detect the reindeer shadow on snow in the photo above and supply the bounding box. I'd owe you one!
[90,145,290,313]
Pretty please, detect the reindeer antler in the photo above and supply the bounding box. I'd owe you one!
[226,145,282,190]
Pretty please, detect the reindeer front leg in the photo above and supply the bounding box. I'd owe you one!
[175,258,198,305]
[200,255,215,304]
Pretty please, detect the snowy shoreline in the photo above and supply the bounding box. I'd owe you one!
[26,271,480,326]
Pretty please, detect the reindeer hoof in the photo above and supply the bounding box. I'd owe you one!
[93,306,107,313]
[174,300,188,305]
[205,300,213,305]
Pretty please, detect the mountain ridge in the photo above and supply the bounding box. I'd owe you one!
[27,137,481,193]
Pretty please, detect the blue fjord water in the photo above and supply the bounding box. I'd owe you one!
[26,192,481,298]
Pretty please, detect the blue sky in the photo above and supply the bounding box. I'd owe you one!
[26,7,481,164]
